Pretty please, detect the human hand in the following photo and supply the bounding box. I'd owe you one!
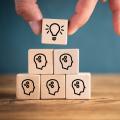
[15,0,120,36]
[15,0,43,35]
[68,0,120,36]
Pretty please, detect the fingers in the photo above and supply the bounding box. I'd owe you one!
[15,0,43,35]
[109,0,120,36]
[29,21,42,35]
[68,0,98,35]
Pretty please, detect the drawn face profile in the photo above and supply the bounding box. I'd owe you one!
[34,53,47,70]
[59,53,73,70]
[72,79,85,95]
[21,79,35,95]
[46,79,60,95]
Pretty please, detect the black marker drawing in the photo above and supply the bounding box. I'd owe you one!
[72,79,85,95]
[59,53,73,70]
[34,53,47,70]
[21,79,35,95]
[46,79,60,95]
[45,23,64,41]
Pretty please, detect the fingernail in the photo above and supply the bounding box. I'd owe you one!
[68,27,78,35]
[29,21,41,35]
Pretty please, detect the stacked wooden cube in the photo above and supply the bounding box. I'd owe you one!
[16,19,91,100]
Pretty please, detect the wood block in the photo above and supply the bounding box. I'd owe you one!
[41,75,65,99]
[28,49,53,74]
[54,49,79,74]
[42,18,68,45]
[66,73,91,99]
[16,74,40,99]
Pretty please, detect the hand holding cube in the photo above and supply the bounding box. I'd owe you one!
[16,19,91,100]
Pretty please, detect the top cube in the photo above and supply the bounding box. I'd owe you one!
[41,18,68,45]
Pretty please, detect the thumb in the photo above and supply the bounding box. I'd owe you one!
[68,0,98,35]
[15,0,43,35]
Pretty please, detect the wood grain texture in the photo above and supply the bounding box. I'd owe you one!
[0,74,120,120]
[41,19,68,45]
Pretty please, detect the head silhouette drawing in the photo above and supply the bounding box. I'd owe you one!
[46,79,60,95]
[59,53,73,70]
[34,53,47,70]
[22,79,35,95]
[72,79,85,95]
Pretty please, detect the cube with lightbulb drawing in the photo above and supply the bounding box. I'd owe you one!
[41,18,68,45]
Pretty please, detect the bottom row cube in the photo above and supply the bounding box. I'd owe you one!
[16,73,91,100]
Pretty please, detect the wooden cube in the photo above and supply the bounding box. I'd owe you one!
[16,74,40,99]
[54,49,79,74]
[41,75,65,99]
[42,18,68,45]
[28,49,53,74]
[66,73,91,99]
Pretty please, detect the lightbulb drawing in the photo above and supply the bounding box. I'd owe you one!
[45,23,64,41]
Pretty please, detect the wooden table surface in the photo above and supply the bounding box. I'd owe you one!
[0,74,120,120]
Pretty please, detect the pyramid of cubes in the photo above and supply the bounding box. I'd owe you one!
[16,19,91,100]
